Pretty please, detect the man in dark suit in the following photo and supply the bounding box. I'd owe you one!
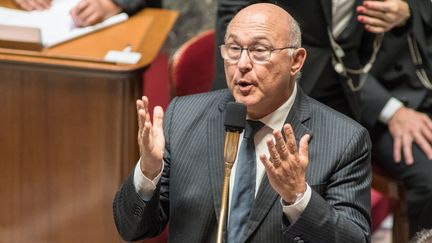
[360,0,432,234]
[113,3,372,242]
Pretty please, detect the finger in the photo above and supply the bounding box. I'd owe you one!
[137,100,145,130]
[364,24,387,34]
[260,154,276,172]
[141,112,152,148]
[358,15,390,31]
[70,0,89,24]
[273,130,288,160]
[15,0,34,10]
[298,134,310,167]
[422,114,432,131]
[137,96,149,130]
[75,5,95,27]
[421,125,432,144]
[266,138,281,168]
[363,1,395,13]
[81,13,102,27]
[357,6,388,22]
[152,106,164,131]
[414,133,432,160]
[402,134,414,165]
[34,0,50,9]
[283,124,297,154]
[26,0,46,10]
[393,136,402,163]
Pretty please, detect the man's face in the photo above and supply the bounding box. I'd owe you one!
[224,7,304,119]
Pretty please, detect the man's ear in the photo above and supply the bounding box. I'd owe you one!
[291,48,306,77]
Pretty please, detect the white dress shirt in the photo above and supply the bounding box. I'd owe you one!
[332,0,356,38]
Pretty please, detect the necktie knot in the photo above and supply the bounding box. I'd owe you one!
[244,120,264,139]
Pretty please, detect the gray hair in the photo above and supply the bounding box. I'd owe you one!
[287,17,302,57]
[287,17,302,83]
[410,229,432,243]
[288,17,302,47]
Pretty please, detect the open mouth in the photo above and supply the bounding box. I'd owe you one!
[237,80,253,87]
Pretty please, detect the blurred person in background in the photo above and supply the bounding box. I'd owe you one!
[360,0,432,235]
[12,0,161,27]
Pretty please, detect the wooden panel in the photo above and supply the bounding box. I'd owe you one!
[0,62,142,243]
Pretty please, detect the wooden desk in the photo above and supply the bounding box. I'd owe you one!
[0,4,177,243]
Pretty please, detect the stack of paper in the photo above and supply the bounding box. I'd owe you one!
[0,0,128,47]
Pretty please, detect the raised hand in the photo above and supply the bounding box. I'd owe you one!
[136,96,165,180]
[388,107,432,165]
[357,0,411,33]
[260,124,310,203]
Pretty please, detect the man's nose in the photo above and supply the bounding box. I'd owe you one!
[237,49,253,71]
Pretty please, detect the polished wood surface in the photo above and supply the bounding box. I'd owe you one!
[0,2,177,243]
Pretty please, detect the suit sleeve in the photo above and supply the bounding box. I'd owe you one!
[112,0,162,15]
[360,73,393,130]
[112,97,176,242]
[282,127,372,242]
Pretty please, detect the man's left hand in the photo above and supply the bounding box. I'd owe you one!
[260,124,310,203]
[388,107,432,165]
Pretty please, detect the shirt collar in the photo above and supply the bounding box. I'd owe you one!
[247,83,297,131]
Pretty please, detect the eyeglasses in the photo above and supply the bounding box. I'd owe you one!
[219,44,298,64]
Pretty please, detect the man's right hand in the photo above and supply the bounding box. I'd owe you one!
[137,96,165,180]
[13,0,50,10]
[388,107,432,165]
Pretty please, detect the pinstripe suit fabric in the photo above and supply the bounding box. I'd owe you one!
[113,88,372,243]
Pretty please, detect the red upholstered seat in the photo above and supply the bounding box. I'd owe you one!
[371,188,393,232]
[372,164,410,243]
[169,29,215,97]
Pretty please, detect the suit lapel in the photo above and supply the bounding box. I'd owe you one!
[243,88,313,242]
[207,92,235,223]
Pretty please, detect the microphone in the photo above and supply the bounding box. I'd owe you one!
[223,102,246,166]
[216,102,246,243]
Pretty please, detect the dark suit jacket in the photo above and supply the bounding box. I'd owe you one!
[360,0,432,131]
[113,88,372,242]
[214,0,376,119]
[112,0,161,15]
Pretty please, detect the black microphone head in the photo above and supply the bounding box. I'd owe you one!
[224,102,246,132]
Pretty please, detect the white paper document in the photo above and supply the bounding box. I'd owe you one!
[0,0,128,47]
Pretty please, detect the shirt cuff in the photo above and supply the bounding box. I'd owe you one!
[379,98,404,124]
[281,184,312,223]
[133,159,164,201]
